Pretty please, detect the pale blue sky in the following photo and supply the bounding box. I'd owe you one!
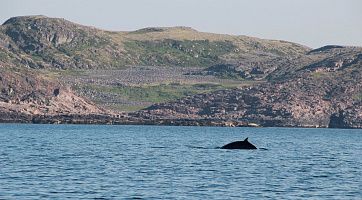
[2,0,362,48]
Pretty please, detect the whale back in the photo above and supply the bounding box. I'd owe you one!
[221,138,257,149]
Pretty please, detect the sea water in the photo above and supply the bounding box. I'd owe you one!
[0,124,361,199]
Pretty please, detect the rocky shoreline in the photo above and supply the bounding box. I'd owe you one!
[1,113,360,129]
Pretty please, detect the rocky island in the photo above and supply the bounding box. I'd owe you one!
[0,16,361,128]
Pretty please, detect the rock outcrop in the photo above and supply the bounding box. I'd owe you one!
[0,64,109,123]
[133,47,362,128]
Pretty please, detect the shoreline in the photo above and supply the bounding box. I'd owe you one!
[0,114,360,129]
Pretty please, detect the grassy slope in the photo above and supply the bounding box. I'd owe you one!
[70,76,247,111]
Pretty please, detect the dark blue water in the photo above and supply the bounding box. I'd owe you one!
[0,124,361,199]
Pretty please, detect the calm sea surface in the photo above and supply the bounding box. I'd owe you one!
[0,124,361,199]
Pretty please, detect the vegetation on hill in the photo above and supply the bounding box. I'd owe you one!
[0,15,310,69]
[0,15,361,128]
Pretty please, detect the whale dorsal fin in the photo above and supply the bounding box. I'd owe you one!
[244,137,249,142]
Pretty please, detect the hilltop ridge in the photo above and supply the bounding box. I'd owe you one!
[1,15,310,69]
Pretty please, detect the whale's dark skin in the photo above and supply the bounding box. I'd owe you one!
[221,138,257,149]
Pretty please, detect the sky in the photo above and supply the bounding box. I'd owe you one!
[1,0,362,48]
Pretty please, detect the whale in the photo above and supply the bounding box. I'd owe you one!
[221,138,257,149]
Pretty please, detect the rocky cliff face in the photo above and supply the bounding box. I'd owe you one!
[1,15,128,69]
[0,65,107,122]
[134,47,362,128]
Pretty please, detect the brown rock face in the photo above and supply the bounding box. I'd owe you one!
[0,65,106,122]
[134,47,362,128]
